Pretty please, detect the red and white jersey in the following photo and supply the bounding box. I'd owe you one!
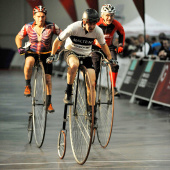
[18,21,61,52]
[58,21,106,56]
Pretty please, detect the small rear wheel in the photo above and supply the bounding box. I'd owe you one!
[58,130,66,159]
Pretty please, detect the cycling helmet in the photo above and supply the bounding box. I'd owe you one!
[82,9,99,23]
[33,5,47,15]
[101,4,116,14]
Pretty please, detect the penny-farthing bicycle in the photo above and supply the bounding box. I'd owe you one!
[27,51,51,148]
[92,50,117,148]
[57,50,95,165]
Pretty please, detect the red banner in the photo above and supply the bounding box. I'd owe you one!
[86,0,98,12]
[152,63,170,105]
[26,0,43,9]
[59,0,77,22]
[133,0,145,23]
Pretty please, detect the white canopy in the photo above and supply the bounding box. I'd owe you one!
[123,14,170,37]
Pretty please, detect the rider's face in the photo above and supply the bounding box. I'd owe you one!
[85,22,96,32]
[33,12,46,27]
[102,13,114,25]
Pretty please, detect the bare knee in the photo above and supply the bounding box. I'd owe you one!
[69,63,79,73]
[25,58,35,70]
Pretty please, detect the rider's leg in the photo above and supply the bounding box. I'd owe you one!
[64,54,79,104]
[24,56,35,96]
[24,56,35,81]
[46,74,52,95]
[46,74,55,112]
[43,55,55,112]
[109,51,120,96]
[86,68,96,107]
[109,65,119,87]
[91,52,101,86]
[87,68,97,126]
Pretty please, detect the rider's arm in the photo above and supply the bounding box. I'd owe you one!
[51,23,73,55]
[15,24,27,49]
[51,37,63,55]
[115,20,125,47]
[101,44,112,60]
[15,34,23,49]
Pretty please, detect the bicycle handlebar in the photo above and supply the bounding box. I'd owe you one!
[92,50,118,65]
[46,49,118,65]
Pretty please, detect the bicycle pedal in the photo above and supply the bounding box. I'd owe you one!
[66,102,73,106]
[25,95,31,97]
[93,124,98,129]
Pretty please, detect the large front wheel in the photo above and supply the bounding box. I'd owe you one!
[69,66,94,165]
[32,62,47,148]
[96,61,114,148]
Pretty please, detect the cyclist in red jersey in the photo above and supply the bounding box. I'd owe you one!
[15,5,61,112]
[91,4,125,96]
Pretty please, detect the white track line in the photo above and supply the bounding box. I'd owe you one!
[0,160,170,166]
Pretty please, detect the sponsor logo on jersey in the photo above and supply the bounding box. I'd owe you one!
[71,36,94,45]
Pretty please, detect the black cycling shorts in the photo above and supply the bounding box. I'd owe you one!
[25,53,53,75]
[63,50,94,69]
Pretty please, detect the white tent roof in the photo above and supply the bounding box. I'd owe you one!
[123,14,170,36]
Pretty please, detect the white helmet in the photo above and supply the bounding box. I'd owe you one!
[101,4,116,14]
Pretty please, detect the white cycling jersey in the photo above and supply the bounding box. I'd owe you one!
[58,21,105,56]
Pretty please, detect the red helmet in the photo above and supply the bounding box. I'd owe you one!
[33,5,47,15]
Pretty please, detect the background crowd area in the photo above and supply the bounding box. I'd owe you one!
[117,32,170,60]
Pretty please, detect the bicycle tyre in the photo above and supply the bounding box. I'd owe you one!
[91,128,96,144]
[58,130,66,159]
[96,61,114,148]
[32,62,47,148]
[28,114,33,143]
[69,65,94,165]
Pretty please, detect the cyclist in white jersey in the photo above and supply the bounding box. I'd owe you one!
[47,9,112,110]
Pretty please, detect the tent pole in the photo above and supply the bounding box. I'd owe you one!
[144,0,146,57]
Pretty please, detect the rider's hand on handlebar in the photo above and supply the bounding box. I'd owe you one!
[18,47,26,54]
[46,55,55,64]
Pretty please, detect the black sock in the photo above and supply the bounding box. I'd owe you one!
[26,79,31,86]
[66,84,72,95]
[46,95,51,105]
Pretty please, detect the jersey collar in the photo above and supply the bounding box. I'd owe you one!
[32,21,47,28]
